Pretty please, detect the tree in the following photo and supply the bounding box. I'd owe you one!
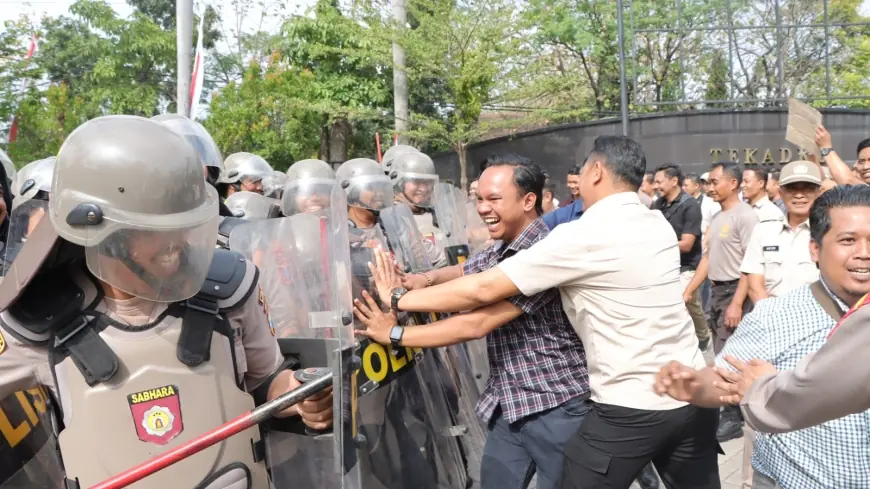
[400,0,522,189]
[704,49,729,108]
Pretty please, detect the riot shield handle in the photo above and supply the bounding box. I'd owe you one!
[88,373,333,489]
[293,368,333,436]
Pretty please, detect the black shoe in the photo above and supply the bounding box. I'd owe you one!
[698,338,710,352]
[636,464,659,489]
[716,418,744,442]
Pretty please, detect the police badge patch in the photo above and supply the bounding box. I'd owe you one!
[0,330,6,355]
[127,385,183,445]
[422,232,437,246]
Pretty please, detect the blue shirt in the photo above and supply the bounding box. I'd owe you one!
[716,284,870,488]
[542,198,583,230]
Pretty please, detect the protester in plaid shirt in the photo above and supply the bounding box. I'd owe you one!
[354,154,590,489]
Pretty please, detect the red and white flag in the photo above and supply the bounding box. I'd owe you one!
[8,33,38,143]
[189,11,206,120]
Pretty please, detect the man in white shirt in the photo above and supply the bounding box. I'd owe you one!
[742,167,784,223]
[741,161,822,302]
[387,136,718,489]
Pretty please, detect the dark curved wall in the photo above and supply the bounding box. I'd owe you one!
[431,108,870,199]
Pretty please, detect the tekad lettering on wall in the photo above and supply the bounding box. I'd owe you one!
[709,147,812,165]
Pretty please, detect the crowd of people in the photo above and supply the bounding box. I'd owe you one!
[0,113,867,489]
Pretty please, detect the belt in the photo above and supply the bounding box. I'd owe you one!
[680,265,696,273]
[711,279,739,287]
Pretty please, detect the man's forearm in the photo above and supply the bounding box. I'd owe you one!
[730,274,750,307]
[747,274,769,303]
[397,268,517,313]
[423,265,463,286]
[678,234,697,254]
[686,255,708,295]
[825,150,863,186]
[400,301,522,348]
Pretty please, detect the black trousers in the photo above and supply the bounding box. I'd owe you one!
[558,401,721,489]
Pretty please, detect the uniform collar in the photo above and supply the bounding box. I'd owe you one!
[751,195,772,209]
[820,278,849,313]
[781,216,810,231]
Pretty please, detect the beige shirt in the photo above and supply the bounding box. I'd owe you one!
[707,202,759,282]
[749,195,785,223]
[0,271,283,401]
[740,218,818,297]
[742,296,870,433]
[498,191,705,410]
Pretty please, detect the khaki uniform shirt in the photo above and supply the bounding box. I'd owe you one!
[707,202,759,282]
[740,218,818,297]
[498,192,705,411]
[742,294,870,433]
[0,270,283,402]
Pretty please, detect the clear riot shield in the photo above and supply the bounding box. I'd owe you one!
[465,199,491,255]
[0,388,66,488]
[378,203,487,485]
[2,200,49,276]
[224,191,281,220]
[228,187,359,489]
[432,183,471,266]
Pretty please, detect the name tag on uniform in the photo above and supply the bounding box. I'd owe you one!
[763,245,780,252]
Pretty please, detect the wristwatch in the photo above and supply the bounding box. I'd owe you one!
[390,287,408,311]
[389,325,404,352]
[820,147,834,157]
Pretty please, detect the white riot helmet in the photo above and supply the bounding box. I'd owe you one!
[381,144,419,173]
[12,156,55,209]
[388,151,439,208]
[150,114,224,185]
[219,152,273,192]
[50,115,220,303]
[336,158,392,211]
[224,191,281,220]
[261,171,289,199]
[282,159,337,216]
[0,149,17,186]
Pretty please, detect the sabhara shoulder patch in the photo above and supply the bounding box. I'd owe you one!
[259,286,275,336]
[0,330,5,356]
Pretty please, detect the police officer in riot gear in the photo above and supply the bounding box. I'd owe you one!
[381,144,419,170]
[0,115,333,489]
[337,158,392,244]
[0,149,17,189]
[261,171,288,200]
[386,151,447,267]
[2,157,56,273]
[218,152,273,198]
[282,159,338,216]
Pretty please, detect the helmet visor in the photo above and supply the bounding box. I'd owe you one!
[85,214,219,303]
[282,179,337,216]
[396,173,438,208]
[347,175,393,211]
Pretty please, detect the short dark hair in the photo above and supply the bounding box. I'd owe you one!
[683,172,701,186]
[543,178,556,195]
[643,171,654,184]
[567,164,581,176]
[810,184,870,245]
[654,164,683,183]
[482,153,546,216]
[769,171,780,183]
[583,135,646,190]
[745,167,768,185]
[712,161,742,183]
[857,138,870,157]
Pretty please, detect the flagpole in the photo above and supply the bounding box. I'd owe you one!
[177,0,193,117]
[189,11,206,120]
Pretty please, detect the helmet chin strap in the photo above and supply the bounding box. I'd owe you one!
[115,244,193,300]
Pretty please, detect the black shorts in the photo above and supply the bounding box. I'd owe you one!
[558,402,722,489]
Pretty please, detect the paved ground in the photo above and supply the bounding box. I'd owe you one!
[626,436,745,489]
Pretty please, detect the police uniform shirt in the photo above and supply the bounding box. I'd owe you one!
[750,195,785,223]
[498,191,705,410]
[740,218,818,297]
[707,202,759,282]
[0,269,283,402]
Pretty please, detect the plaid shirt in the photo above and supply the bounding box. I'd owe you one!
[463,218,589,424]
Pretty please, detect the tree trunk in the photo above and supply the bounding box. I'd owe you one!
[456,141,468,191]
[328,116,352,167]
[318,122,330,162]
